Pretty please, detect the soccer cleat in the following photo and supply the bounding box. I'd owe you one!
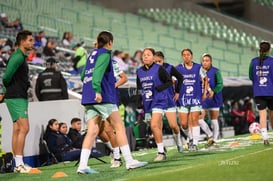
[154,152,166,161]
[183,143,189,151]
[126,160,148,170]
[111,158,123,168]
[13,165,32,173]
[187,139,193,151]
[177,145,183,153]
[264,140,270,146]
[77,167,98,174]
[189,144,198,152]
[206,137,215,147]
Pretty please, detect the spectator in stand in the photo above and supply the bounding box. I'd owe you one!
[112,50,128,72]
[1,45,12,62]
[34,31,47,47]
[27,48,36,62]
[0,13,23,30]
[71,43,87,75]
[67,118,84,149]
[230,100,248,135]
[0,45,7,67]
[62,32,73,46]
[31,53,44,65]
[245,101,256,126]
[43,40,56,57]
[132,50,143,66]
[44,119,81,162]
[35,57,68,101]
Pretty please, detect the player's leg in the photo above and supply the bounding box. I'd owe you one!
[178,108,189,149]
[150,111,165,161]
[199,109,213,139]
[77,115,101,174]
[109,109,148,170]
[165,110,183,152]
[104,119,122,168]
[7,99,31,173]
[210,109,220,141]
[190,107,202,151]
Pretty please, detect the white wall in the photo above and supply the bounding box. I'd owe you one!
[0,99,85,156]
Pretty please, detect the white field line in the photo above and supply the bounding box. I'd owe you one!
[128,147,272,180]
[224,147,272,162]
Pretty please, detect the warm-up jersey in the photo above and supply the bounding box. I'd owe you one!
[176,62,204,107]
[202,67,223,108]
[136,63,170,113]
[250,56,273,97]
[81,48,116,105]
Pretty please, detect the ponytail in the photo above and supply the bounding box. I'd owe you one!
[258,41,271,76]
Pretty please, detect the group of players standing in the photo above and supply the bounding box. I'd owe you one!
[136,47,223,161]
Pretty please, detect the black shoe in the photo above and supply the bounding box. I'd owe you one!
[264,140,270,146]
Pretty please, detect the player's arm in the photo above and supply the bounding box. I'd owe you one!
[248,62,253,80]
[136,75,143,108]
[156,66,172,91]
[213,70,223,93]
[170,66,183,101]
[115,72,128,88]
[200,67,209,100]
[2,54,24,87]
[92,53,110,103]
[113,60,128,87]
[92,53,110,94]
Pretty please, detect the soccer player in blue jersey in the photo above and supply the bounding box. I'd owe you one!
[154,51,184,152]
[136,48,173,161]
[176,49,207,151]
[77,31,147,174]
[249,41,273,145]
[199,53,223,146]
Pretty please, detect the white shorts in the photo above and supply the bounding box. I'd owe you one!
[178,106,202,113]
[204,107,220,111]
[164,106,177,113]
[85,103,118,121]
[144,108,164,122]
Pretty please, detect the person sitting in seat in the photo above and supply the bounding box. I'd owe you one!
[67,118,84,149]
[44,118,81,162]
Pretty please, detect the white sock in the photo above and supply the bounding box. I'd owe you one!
[78,149,91,169]
[173,132,182,146]
[120,145,133,164]
[261,128,268,140]
[157,142,164,153]
[188,129,193,141]
[15,155,24,167]
[182,128,191,140]
[105,141,113,151]
[192,126,200,146]
[113,147,120,159]
[198,119,213,138]
[211,119,219,141]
